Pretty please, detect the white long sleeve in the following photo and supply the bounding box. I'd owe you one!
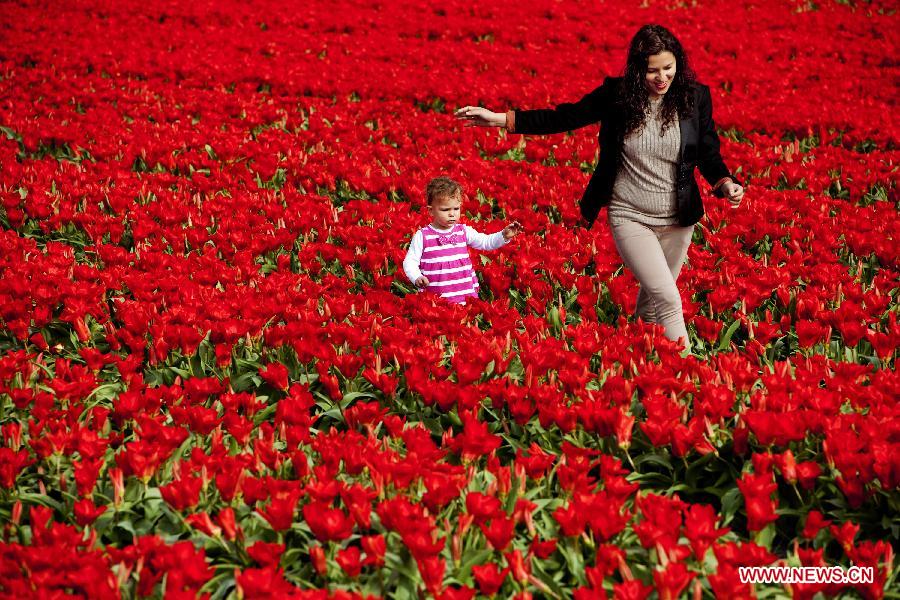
[403,225,507,285]
[402,229,425,283]
[464,225,508,250]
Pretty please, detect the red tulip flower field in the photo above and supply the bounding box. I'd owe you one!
[1,0,898,597]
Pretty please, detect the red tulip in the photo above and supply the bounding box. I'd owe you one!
[515,443,555,480]
[0,447,34,489]
[480,516,515,551]
[309,545,327,576]
[653,562,695,600]
[553,502,587,537]
[801,510,832,539]
[417,556,445,597]
[247,541,285,568]
[160,476,203,511]
[361,534,386,567]
[683,504,728,560]
[73,498,106,527]
[796,461,822,490]
[531,538,557,559]
[472,563,508,596]
[234,566,293,598]
[634,493,685,550]
[796,320,831,348]
[217,507,241,541]
[613,579,653,600]
[259,362,289,391]
[465,492,502,524]
[302,501,354,541]
[109,467,124,507]
[736,472,778,532]
[448,413,501,462]
[505,550,530,583]
[336,546,362,578]
[441,586,477,600]
[260,490,300,532]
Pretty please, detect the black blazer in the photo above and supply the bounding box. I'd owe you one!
[513,77,738,227]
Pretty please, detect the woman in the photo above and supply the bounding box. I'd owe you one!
[455,24,744,354]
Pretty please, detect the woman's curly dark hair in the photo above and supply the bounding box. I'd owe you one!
[617,25,696,137]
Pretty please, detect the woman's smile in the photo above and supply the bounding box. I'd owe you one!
[645,50,677,97]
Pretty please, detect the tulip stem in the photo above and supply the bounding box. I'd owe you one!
[791,483,804,505]
[624,449,636,471]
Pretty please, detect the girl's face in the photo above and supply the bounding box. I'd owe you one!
[645,51,677,98]
[428,194,462,229]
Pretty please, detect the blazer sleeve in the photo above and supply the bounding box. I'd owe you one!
[697,85,740,196]
[512,77,615,135]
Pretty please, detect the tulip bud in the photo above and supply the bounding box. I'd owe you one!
[117,561,135,591]
[528,574,552,595]
[217,507,240,541]
[617,553,634,581]
[616,410,635,451]
[310,545,327,577]
[29,332,49,351]
[11,501,22,526]
[450,519,463,564]
[73,316,90,342]
[778,450,798,484]
[506,550,529,583]
[110,468,125,507]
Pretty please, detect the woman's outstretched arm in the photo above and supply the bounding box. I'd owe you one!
[455,77,616,135]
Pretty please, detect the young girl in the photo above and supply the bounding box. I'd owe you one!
[454,24,744,353]
[403,176,521,303]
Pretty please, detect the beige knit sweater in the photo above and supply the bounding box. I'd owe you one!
[607,98,681,227]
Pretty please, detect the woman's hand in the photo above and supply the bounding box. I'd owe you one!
[455,106,506,128]
[723,181,744,208]
[414,276,429,288]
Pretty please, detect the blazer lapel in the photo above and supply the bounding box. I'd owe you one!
[678,108,696,163]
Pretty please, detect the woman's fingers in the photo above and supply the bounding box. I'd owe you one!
[455,106,487,122]
[455,108,473,124]
[454,106,502,128]
[725,184,743,208]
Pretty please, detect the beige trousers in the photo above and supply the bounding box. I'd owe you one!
[608,217,694,352]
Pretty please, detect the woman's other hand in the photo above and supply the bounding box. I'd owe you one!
[455,106,506,128]
[723,181,744,207]
[414,276,429,288]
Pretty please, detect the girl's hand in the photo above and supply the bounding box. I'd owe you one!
[414,276,429,288]
[723,181,744,207]
[455,106,506,128]
[502,221,522,240]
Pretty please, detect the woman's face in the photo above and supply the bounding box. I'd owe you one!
[645,51,677,98]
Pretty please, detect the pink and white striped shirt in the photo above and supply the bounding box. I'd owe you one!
[403,223,507,303]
